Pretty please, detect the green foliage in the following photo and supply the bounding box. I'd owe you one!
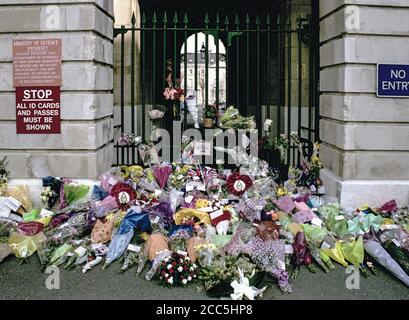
[0,156,9,177]
[204,105,218,119]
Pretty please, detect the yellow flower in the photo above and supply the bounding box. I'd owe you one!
[174,209,211,225]
[276,186,289,197]
[360,204,370,211]
[195,199,210,209]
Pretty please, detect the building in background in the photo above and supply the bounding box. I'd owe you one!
[0,0,408,208]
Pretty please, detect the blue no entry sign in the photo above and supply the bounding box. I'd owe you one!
[377,64,409,97]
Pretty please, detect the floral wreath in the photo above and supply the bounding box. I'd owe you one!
[156,252,197,286]
[110,182,137,210]
[226,172,253,197]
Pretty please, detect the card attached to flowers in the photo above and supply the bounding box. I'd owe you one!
[186,181,206,192]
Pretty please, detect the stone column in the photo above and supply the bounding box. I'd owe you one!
[0,0,114,180]
[319,0,409,207]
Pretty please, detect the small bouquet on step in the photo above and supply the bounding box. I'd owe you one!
[155,252,198,287]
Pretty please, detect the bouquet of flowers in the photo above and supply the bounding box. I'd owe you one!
[198,255,256,291]
[195,243,218,267]
[163,74,184,119]
[169,165,190,189]
[41,177,62,209]
[258,134,289,162]
[219,106,256,130]
[163,87,184,102]
[290,133,323,190]
[156,252,198,286]
[230,268,267,300]
[118,133,142,147]
[0,156,9,196]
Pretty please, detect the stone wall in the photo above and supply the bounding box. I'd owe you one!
[319,0,409,207]
[0,0,114,179]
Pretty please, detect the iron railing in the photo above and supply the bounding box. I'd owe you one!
[113,8,319,167]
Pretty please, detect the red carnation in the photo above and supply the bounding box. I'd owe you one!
[169,268,174,274]
[172,261,177,267]
[184,265,188,271]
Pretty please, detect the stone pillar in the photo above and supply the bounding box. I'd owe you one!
[319,0,409,207]
[0,0,114,180]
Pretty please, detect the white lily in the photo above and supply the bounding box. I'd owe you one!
[230,268,267,300]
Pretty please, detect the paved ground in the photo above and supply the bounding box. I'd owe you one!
[0,256,408,300]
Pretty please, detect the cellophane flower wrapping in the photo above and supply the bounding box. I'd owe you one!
[146,201,174,230]
[63,183,90,206]
[8,231,46,259]
[340,236,364,267]
[382,240,409,275]
[292,232,309,268]
[321,241,348,267]
[219,106,256,130]
[152,163,173,189]
[104,230,134,268]
[364,239,409,287]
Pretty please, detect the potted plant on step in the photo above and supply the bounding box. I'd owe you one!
[203,105,218,128]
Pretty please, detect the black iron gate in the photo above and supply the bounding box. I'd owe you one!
[113,3,320,167]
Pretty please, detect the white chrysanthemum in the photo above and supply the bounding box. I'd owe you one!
[182,279,188,285]
[177,266,183,272]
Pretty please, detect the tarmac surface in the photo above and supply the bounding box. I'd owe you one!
[0,256,408,300]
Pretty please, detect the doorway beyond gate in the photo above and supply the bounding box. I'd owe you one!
[113,0,320,167]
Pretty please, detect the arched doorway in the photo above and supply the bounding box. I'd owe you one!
[180,32,227,124]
